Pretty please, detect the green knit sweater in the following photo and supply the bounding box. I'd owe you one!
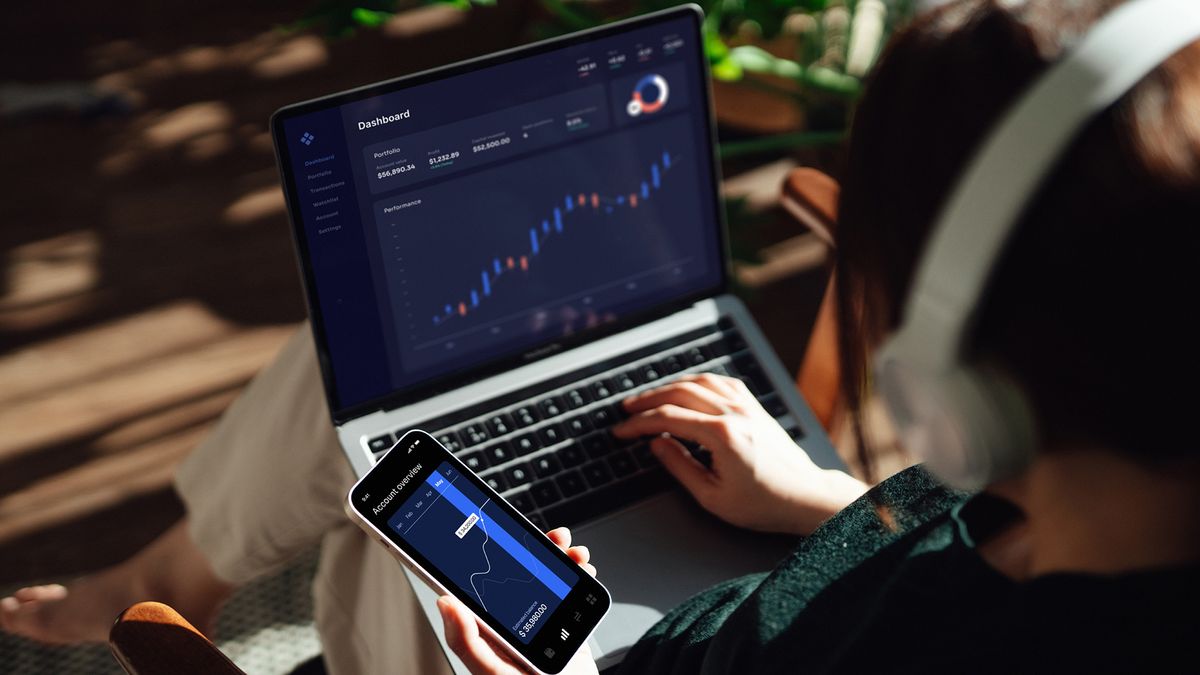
[616,466,1199,673]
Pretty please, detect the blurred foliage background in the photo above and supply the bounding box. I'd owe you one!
[293,0,917,158]
[289,0,919,269]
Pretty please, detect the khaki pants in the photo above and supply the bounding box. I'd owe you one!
[175,326,454,675]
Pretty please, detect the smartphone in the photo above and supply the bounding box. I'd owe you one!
[345,429,612,674]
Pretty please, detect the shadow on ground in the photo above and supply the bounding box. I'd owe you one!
[0,0,534,583]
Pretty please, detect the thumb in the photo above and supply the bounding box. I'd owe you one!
[438,596,476,652]
[650,436,713,498]
[438,596,525,675]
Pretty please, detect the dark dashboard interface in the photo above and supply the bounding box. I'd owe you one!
[274,11,723,416]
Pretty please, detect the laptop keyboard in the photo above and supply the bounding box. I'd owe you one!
[367,319,805,529]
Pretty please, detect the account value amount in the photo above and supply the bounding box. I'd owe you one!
[377,163,417,179]
[472,136,511,153]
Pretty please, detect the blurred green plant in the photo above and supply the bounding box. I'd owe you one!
[295,0,916,159]
[292,0,915,267]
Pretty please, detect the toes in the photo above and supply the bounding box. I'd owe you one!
[13,585,67,603]
[0,595,40,636]
[0,596,19,631]
[0,586,70,642]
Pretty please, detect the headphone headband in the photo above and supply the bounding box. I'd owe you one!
[896,0,1200,371]
[877,0,1200,489]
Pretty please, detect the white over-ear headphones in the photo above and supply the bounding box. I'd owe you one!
[874,0,1200,490]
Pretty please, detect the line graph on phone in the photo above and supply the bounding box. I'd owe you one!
[388,463,578,643]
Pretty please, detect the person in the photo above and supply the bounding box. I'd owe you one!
[4,0,1199,672]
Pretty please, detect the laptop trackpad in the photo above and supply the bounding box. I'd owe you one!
[577,490,797,669]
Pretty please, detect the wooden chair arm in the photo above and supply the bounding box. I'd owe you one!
[780,167,839,246]
[109,601,244,675]
[781,167,843,433]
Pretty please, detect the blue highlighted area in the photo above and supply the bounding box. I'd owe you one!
[388,462,578,643]
[425,469,571,599]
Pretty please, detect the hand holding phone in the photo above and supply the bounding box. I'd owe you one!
[438,526,600,675]
[346,430,611,674]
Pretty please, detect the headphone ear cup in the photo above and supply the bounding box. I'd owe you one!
[954,366,1039,488]
[878,358,1037,490]
[877,359,974,489]
[869,0,1200,490]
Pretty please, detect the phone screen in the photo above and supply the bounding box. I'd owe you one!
[348,430,610,673]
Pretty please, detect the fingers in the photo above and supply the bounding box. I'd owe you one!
[678,372,745,398]
[622,381,730,416]
[546,527,572,550]
[438,596,521,675]
[650,436,715,499]
[567,545,590,566]
[547,528,594,574]
[612,404,727,448]
[545,529,595,577]
[549,526,595,571]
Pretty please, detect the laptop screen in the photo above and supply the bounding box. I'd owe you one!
[273,9,724,419]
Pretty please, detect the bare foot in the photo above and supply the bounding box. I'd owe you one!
[1,573,141,644]
[0,520,234,645]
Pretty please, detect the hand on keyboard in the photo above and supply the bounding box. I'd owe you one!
[613,374,867,536]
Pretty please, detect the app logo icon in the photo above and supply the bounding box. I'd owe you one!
[300,132,315,145]
[626,74,669,117]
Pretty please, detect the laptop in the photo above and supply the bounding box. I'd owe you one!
[270,5,843,670]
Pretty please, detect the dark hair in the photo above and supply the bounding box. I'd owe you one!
[834,0,1200,480]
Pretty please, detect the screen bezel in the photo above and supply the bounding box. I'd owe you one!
[347,430,612,673]
[270,5,730,423]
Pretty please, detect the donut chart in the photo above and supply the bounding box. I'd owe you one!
[626,74,669,117]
